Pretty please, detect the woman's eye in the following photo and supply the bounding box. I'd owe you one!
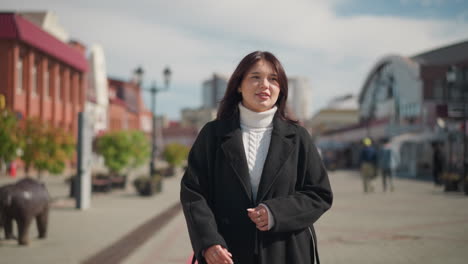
[251,76,260,79]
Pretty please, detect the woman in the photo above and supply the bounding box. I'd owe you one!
[180,51,333,264]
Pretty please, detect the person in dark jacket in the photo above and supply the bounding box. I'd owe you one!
[180,51,333,264]
[359,137,377,193]
[431,142,444,186]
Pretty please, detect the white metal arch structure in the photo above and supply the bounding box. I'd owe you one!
[358,54,421,130]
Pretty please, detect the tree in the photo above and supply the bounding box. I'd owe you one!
[162,143,190,170]
[96,130,150,176]
[128,131,150,170]
[0,109,23,174]
[21,118,45,176]
[33,125,75,177]
[21,118,75,178]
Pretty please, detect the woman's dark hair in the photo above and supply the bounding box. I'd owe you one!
[217,51,296,123]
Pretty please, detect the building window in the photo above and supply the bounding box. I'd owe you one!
[32,64,37,97]
[449,82,462,101]
[44,70,49,98]
[16,59,23,94]
[69,73,74,103]
[56,71,61,102]
[109,89,115,99]
[433,79,444,100]
[464,67,468,82]
[386,76,394,99]
[78,76,83,104]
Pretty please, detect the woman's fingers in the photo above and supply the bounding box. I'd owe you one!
[246,208,256,218]
[225,249,233,257]
[247,207,262,219]
[247,206,269,230]
[217,248,233,263]
[205,245,219,264]
[205,245,233,264]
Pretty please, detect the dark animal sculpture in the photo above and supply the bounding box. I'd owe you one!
[0,178,50,245]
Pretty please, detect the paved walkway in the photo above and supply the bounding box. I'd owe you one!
[127,170,468,264]
[0,172,184,264]
[1,170,467,263]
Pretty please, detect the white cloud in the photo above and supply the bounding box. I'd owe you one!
[2,0,467,119]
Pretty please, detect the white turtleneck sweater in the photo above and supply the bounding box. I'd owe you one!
[239,103,276,229]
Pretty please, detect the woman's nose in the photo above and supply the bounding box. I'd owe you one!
[259,78,269,89]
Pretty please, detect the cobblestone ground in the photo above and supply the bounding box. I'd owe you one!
[316,170,468,264]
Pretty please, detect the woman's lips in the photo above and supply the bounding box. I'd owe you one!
[256,93,270,100]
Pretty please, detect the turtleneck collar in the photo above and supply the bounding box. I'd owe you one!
[239,103,277,128]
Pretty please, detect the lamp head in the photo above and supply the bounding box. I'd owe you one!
[163,66,172,87]
[446,65,457,84]
[133,66,144,85]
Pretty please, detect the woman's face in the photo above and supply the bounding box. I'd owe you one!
[239,59,280,112]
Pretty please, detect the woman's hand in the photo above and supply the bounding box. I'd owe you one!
[247,205,269,231]
[204,244,233,264]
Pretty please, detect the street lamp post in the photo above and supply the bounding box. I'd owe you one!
[133,66,172,177]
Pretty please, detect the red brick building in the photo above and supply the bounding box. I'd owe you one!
[107,77,152,133]
[162,121,198,148]
[0,13,88,135]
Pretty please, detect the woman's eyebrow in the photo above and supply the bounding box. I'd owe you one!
[249,71,277,76]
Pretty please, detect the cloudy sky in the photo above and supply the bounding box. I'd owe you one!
[3,0,468,119]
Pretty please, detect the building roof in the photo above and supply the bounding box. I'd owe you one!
[358,55,419,104]
[108,77,142,113]
[358,39,468,104]
[327,94,358,110]
[411,40,468,66]
[0,13,87,72]
[19,11,70,42]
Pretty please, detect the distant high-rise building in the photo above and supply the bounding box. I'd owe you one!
[287,77,311,121]
[202,73,228,109]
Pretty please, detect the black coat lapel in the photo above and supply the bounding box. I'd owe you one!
[218,118,253,202]
[256,117,296,203]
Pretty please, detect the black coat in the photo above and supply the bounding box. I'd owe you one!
[180,115,333,264]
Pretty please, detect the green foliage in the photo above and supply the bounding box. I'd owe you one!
[96,130,150,174]
[34,125,75,175]
[21,118,45,173]
[162,143,190,168]
[0,109,23,169]
[128,131,151,169]
[22,118,75,176]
